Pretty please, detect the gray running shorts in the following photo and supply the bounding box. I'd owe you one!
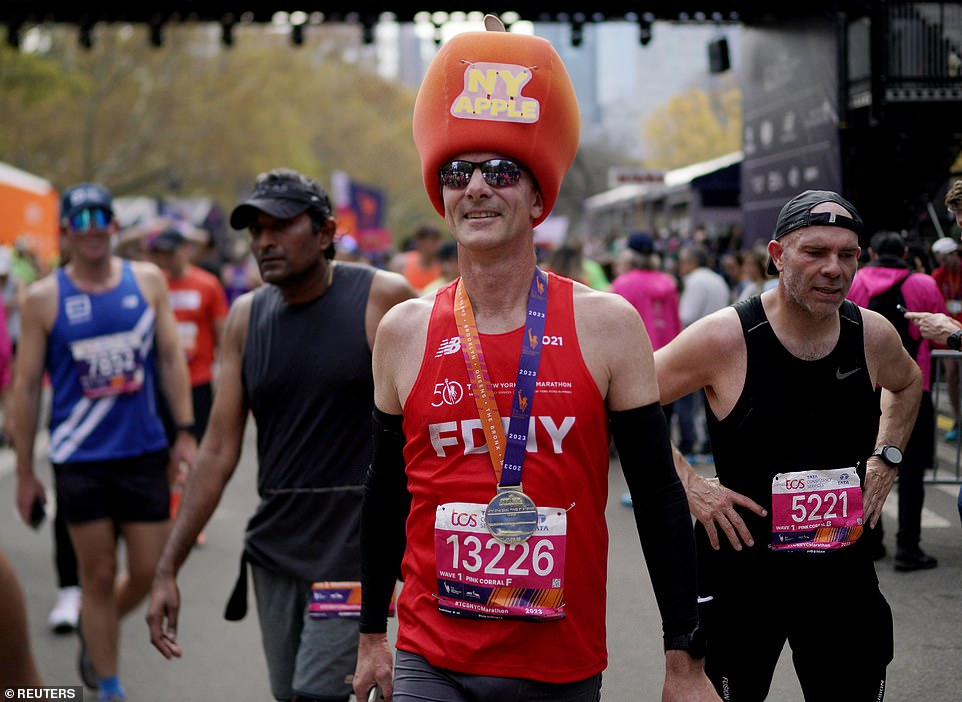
[393,649,602,702]
[251,563,358,701]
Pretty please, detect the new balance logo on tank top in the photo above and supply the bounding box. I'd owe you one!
[47,261,167,464]
[398,273,612,684]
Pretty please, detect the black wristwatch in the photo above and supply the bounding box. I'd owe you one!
[871,445,903,468]
[664,625,707,659]
[947,329,962,351]
[175,422,196,435]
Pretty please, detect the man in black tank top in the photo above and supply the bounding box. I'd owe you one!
[145,169,414,702]
[655,190,922,701]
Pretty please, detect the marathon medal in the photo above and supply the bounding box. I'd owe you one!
[454,269,549,545]
[485,485,539,544]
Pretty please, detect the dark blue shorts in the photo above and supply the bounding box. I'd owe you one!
[53,449,170,525]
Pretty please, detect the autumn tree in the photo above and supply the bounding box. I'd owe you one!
[642,76,742,170]
[0,22,436,243]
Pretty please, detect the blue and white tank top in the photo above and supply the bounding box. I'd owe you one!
[47,261,167,464]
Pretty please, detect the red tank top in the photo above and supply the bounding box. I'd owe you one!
[398,272,610,682]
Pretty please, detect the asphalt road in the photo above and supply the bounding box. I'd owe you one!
[2,419,960,701]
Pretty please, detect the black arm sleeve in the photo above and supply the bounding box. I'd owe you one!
[358,408,411,634]
[609,403,699,642]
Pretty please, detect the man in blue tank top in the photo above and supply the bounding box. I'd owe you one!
[13,183,196,702]
[655,190,922,701]
[145,168,414,702]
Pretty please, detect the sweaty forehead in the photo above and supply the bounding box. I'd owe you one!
[791,226,859,249]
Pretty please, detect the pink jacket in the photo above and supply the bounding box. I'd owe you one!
[847,264,947,391]
[611,269,681,351]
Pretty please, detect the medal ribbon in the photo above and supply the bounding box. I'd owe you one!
[454,268,548,486]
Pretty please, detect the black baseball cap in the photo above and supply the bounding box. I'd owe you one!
[627,231,654,255]
[230,168,332,230]
[767,190,864,275]
[146,228,188,252]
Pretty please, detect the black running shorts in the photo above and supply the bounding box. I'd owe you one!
[53,449,170,524]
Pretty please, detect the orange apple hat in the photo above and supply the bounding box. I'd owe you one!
[413,15,581,226]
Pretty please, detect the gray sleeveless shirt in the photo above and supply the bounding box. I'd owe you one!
[242,262,375,580]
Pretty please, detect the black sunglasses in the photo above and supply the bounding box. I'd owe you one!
[439,159,524,189]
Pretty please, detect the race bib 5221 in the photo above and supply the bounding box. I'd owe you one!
[771,468,864,552]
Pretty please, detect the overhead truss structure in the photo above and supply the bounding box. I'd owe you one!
[2,1,877,47]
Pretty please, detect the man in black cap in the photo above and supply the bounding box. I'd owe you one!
[146,168,414,702]
[655,190,922,700]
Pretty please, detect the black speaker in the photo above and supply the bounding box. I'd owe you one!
[708,37,730,73]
